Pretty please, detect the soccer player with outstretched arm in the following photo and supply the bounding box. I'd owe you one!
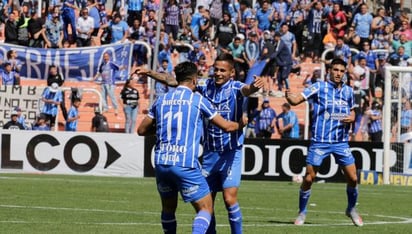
[137,54,265,234]
[286,58,363,227]
[138,62,245,234]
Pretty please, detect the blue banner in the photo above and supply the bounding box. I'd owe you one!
[0,43,134,81]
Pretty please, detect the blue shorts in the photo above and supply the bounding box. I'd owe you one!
[155,165,210,203]
[201,147,242,192]
[307,142,355,167]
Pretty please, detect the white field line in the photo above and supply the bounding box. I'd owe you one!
[1,204,411,227]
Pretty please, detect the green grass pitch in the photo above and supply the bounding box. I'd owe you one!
[0,173,411,233]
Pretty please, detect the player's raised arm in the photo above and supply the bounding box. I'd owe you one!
[135,66,178,87]
[241,76,265,96]
[285,90,306,106]
[211,114,243,132]
[137,116,156,136]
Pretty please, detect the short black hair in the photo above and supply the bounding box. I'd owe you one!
[174,62,198,83]
[331,58,347,67]
[215,53,234,68]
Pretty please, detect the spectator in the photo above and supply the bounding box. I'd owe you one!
[104,13,128,43]
[179,0,191,29]
[280,23,297,57]
[371,31,390,50]
[287,3,304,54]
[41,82,63,129]
[214,12,237,55]
[65,97,81,131]
[371,8,394,36]
[226,36,246,81]
[277,102,299,139]
[334,36,352,65]
[352,81,368,139]
[17,5,30,46]
[356,41,379,95]
[164,0,179,41]
[45,12,64,48]
[272,0,288,22]
[120,76,140,133]
[127,0,144,27]
[13,106,27,129]
[366,101,383,142]
[154,60,172,97]
[306,0,324,58]
[237,0,252,34]
[323,28,338,50]
[6,50,22,74]
[400,20,412,41]
[400,100,412,134]
[391,34,412,57]
[244,31,260,68]
[4,12,19,45]
[128,18,146,41]
[76,7,94,47]
[199,9,211,42]
[351,3,373,47]
[32,113,51,131]
[61,0,78,43]
[3,110,25,130]
[0,62,20,85]
[255,98,277,138]
[86,0,101,46]
[271,31,293,94]
[94,52,120,114]
[190,5,204,40]
[256,0,273,31]
[91,106,109,132]
[352,57,370,96]
[28,12,49,48]
[327,3,347,38]
[388,45,410,66]
[47,65,65,86]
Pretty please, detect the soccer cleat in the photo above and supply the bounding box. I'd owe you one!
[346,208,364,227]
[294,213,306,226]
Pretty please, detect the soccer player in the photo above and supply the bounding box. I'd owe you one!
[137,54,265,233]
[285,58,363,227]
[138,61,244,234]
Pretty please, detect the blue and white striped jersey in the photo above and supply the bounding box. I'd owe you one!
[197,79,246,152]
[368,109,382,133]
[302,81,354,143]
[41,88,63,116]
[149,86,218,168]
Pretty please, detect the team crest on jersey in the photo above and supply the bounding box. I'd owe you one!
[324,111,330,120]
[225,89,231,97]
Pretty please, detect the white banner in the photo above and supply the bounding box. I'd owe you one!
[0,130,144,177]
[0,86,45,128]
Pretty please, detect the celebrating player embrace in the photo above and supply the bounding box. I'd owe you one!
[138,62,245,233]
[138,54,264,233]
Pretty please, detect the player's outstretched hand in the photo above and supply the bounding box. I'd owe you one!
[135,66,149,75]
[252,75,266,89]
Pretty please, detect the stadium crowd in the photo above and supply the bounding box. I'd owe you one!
[0,0,411,140]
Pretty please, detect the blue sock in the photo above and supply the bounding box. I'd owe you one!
[346,186,358,211]
[299,189,311,214]
[161,212,176,234]
[227,203,242,234]
[205,214,216,234]
[192,210,211,234]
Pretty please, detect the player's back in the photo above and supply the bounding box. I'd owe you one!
[152,86,216,168]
